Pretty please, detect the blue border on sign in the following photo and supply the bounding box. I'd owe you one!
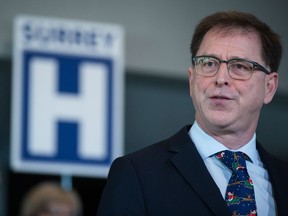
[20,51,114,166]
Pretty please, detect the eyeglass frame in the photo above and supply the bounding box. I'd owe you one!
[191,55,271,80]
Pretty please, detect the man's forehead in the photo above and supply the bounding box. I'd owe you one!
[206,26,259,39]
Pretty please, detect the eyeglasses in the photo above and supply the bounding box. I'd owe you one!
[192,55,270,80]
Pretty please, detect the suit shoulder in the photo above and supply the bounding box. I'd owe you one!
[123,137,171,163]
[124,125,192,160]
[114,125,192,168]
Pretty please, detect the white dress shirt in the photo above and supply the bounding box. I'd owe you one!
[189,121,276,216]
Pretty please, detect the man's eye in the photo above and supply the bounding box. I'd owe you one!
[235,63,245,69]
[231,62,251,71]
[202,60,218,67]
[206,61,215,66]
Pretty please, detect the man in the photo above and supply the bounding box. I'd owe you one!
[97,11,288,216]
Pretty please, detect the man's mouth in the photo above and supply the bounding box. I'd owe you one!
[210,95,231,100]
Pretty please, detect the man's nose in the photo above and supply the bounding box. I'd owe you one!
[214,63,230,86]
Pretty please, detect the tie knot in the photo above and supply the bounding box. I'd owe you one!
[215,150,251,172]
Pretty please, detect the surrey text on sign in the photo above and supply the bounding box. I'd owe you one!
[11,15,125,177]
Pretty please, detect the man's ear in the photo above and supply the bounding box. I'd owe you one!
[264,72,278,104]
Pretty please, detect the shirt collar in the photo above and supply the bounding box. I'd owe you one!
[189,121,258,164]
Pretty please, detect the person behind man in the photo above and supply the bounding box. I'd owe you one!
[20,181,82,216]
[96,11,288,216]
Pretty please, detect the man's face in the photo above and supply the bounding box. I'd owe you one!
[188,29,278,138]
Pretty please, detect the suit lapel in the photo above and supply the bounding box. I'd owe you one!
[169,126,230,216]
[257,142,288,216]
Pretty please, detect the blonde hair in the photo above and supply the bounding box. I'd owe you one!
[20,181,82,216]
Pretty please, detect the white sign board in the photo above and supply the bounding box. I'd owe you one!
[10,15,125,177]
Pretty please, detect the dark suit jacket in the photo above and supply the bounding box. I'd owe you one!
[97,125,288,216]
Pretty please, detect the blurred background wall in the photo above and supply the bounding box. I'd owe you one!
[0,0,287,215]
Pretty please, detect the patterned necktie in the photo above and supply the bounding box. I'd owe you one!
[215,150,257,216]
